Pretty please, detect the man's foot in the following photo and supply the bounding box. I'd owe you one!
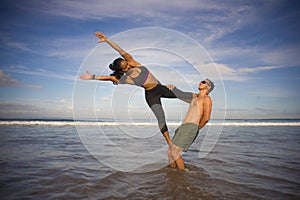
[169,162,177,168]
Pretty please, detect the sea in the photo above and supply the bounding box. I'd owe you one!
[0,118,299,200]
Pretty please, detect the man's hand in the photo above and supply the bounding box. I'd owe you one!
[80,71,93,80]
[166,84,176,90]
[95,32,108,43]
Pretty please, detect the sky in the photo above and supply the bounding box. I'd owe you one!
[0,0,300,120]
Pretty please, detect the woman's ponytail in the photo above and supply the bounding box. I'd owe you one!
[109,58,125,84]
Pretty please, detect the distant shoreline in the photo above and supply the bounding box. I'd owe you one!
[1,118,300,127]
[1,117,300,121]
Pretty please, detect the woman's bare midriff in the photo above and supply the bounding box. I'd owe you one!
[143,73,160,90]
[143,82,158,90]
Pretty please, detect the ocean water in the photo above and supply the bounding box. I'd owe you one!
[0,119,299,199]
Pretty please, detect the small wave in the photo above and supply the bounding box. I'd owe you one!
[0,120,78,126]
[215,122,300,126]
[0,121,176,126]
[0,120,299,126]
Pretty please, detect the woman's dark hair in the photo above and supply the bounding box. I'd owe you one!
[109,58,124,82]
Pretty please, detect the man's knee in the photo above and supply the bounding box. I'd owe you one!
[171,148,182,160]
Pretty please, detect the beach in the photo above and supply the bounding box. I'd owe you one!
[0,119,299,199]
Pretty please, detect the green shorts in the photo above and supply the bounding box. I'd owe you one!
[172,123,199,152]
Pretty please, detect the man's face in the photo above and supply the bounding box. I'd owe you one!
[198,80,208,90]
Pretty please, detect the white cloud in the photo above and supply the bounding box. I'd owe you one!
[100,97,111,101]
[9,1,295,71]
[1,34,93,60]
[40,36,94,59]
[16,0,259,21]
[0,102,42,118]
[224,107,300,119]
[261,46,300,67]
[14,0,260,43]
[238,66,283,73]
[200,63,284,82]
[198,63,242,81]
[6,66,75,81]
[0,98,74,118]
[4,41,35,53]
[208,42,300,72]
[0,69,42,89]
[16,0,220,19]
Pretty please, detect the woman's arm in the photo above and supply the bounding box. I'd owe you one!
[95,32,140,65]
[80,71,119,83]
[95,32,126,55]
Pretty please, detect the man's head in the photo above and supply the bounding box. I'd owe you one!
[199,78,215,94]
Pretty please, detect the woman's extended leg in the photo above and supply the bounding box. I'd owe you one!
[148,101,173,144]
[160,85,193,102]
[145,87,168,129]
[144,84,193,144]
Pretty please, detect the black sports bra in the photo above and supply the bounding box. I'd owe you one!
[130,66,150,86]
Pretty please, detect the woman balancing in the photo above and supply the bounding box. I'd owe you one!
[80,32,193,145]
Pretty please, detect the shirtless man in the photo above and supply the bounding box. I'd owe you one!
[167,79,214,170]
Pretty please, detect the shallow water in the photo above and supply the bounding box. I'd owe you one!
[0,121,299,199]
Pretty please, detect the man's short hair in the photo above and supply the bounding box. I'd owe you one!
[205,79,215,93]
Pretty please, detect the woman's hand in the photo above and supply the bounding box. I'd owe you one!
[80,71,93,80]
[95,32,108,43]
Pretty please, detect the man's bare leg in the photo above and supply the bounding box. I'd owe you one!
[167,147,177,168]
[171,145,185,170]
[163,131,178,168]
[174,156,185,170]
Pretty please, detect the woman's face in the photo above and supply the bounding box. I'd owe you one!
[120,60,131,72]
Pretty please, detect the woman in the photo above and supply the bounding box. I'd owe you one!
[80,32,194,145]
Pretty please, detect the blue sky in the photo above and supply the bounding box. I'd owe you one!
[0,0,299,119]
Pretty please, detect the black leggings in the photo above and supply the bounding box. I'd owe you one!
[145,84,193,134]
